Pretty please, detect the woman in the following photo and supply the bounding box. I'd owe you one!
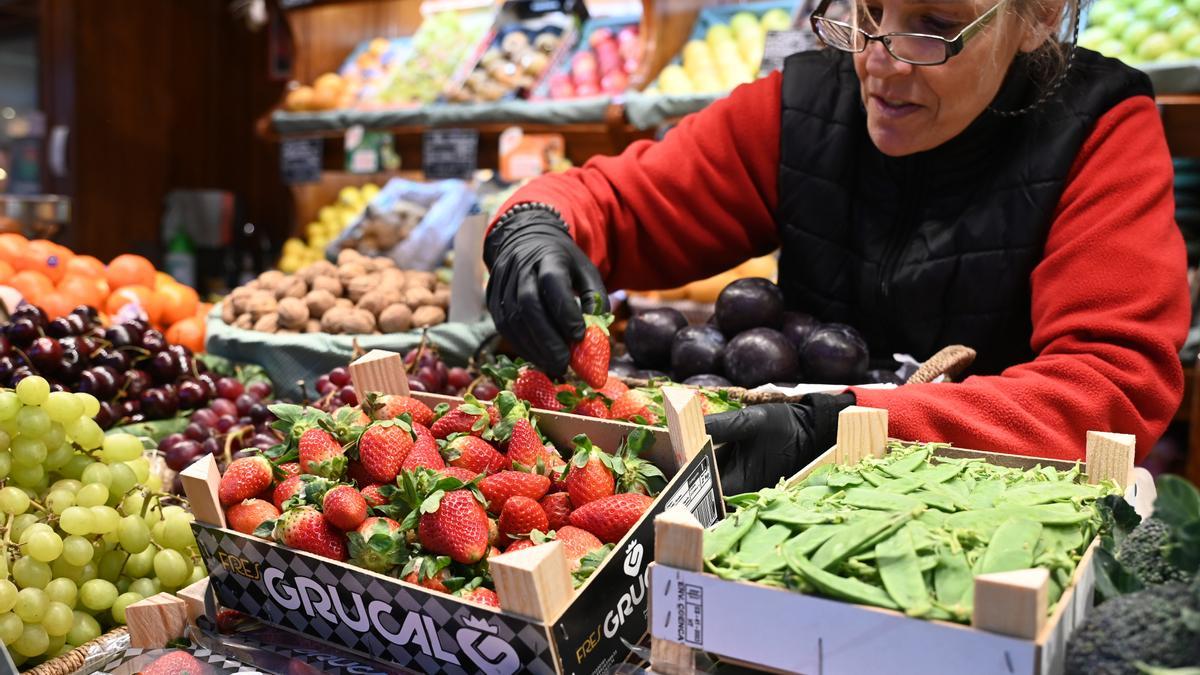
[483,0,1190,493]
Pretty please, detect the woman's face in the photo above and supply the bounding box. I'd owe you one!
[851,0,1039,156]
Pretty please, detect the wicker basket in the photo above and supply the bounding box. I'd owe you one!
[620,344,978,404]
[22,627,129,675]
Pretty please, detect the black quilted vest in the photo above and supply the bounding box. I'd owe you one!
[777,48,1153,375]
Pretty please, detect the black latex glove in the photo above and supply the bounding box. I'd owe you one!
[484,207,609,377]
[706,393,856,496]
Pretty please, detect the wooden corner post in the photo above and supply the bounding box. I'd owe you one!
[662,386,708,468]
[126,592,189,648]
[835,406,888,465]
[971,568,1050,639]
[180,453,225,529]
[650,509,704,675]
[490,540,574,622]
[1085,431,1136,488]
[349,349,410,397]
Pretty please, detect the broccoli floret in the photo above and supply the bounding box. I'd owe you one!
[1117,518,1191,586]
[1065,582,1200,675]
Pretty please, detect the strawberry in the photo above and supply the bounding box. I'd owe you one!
[347,516,405,573]
[371,394,434,427]
[540,493,573,531]
[402,568,450,593]
[274,507,348,561]
[499,496,548,541]
[273,475,304,510]
[357,420,415,483]
[360,483,388,507]
[218,456,273,506]
[400,428,445,471]
[554,526,605,570]
[563,436,617,507]
[615,428,667,496]
[609,389,662,425]
[513,369,563,411]
[487,545,503,558]
[417,489,490,564]
[488,517,500,546]
[699,389,740,415]
[573,397,610,419]
[442,434,506,475]
[505,538,536,553]
[278,462,302,478]
[556,383,578,395]
[460,587,500,608]
[345,460,374,486]
[273,474,332,511]
[569,312,613,388]
[596,375,629,401]
[141,651,210,675]
[506,418,550,468]
[440,466,481,483]
[430,397,490,439]
[568,493,653,543]
[298,428,346,479]
[322,485,368,531]
[479,471,551,514]
[226,499,280,535]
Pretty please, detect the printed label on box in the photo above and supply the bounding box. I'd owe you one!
[194,524,558,675]
[664,454,719,528]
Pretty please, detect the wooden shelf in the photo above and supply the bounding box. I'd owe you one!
[1159,94,1200,158]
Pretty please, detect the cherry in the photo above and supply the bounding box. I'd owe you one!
[94,402,116,429]
[192,408,218,429]
[104,325,136,348]
[28,337,63,373]
[178,380,208,410]
[58,349,85,382]
[184,422,207,442]
[64,314,87,335]
[141,387,178,418]
[7,319,39,348]
[210,398,237,418]
[45,318,74,339]
[0,335,10,357]
[197,374,217,398]
[124,369,151,399]
[140,330,167,353]
[165,440,205,472]
[202,437,221,455]
[160,433,186,453]
[235,394,256,416]
[148,352,178,384]
[94,350,129,372]
[12,305,47,326]
[71,306,99,324]
[216,416,236,433]
[125,318,150,334]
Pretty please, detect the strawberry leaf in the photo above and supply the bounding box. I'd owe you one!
[432,402,451,421]
[252,519,276,539]
[420,490,445,514]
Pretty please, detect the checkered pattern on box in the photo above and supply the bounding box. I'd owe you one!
[98,646,250,674]
[195,525,558,675]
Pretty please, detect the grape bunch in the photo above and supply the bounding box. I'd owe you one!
[311,366,357,412]
[308,345,487,413]
[0,375,204,668]
[0,304,212,429]
[158,377,278,493]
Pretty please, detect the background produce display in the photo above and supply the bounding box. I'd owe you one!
[379,8,495,107]
[0,376,204,668]
[223,249,450,335]
[279,183,379,273]
[1079,0,1200,64]
[652,5,794,95]
[628,254,777,306]
[444,23,565,103]
[542,21,643,100]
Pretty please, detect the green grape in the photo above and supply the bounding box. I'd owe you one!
[45,489,75,515]
[80,463,111,489]
[161,513,196,551]
[109,463,137,498]
[66,611,100,646]
[151,521,168,546]
[15,406,50,438]
[75,392,99,418]
[42,422,65,451]
[101,530,120,547]
[98,551,126,582]
[26,530,63,563]
[0,451,11,480]
[11,436,46,467]
[42,601,73,636]
[0,430,10,451]
[60,455,91,481]
[11,622,47,657]
[128,578,158,599]
[61,535,93,567]
[0,612,21,644]
[120,492,144,516]
[0,485,30,514]
[43,578,76,608]
[115,576,131,593]
[0,580,16,613]
[78,561,97,583]
[17,524,51,546]
[143,499,163,525]
[51,479,81,494]
[60,506,95,535]
[44,391,84,424]
[10,463,44,488]
[152,549,191,588]
[187,562,207,586]
[15,376,49,407]
[0,391,21,420]
[76,483,108,508]
[125,458,150,483]
[116,515,150,554]
[79,579,118,611]
[44,441,73,471]
[14,587,48,622]
[102,433,143,463]
[90,506,120,534]
[111,592,142,624]
[12,556,51,589]
[161,505,187,520]
[46,633,65,655]
[122,548,154,578]
[50,560,82,584]
[9,513,37,542]
[65,417,103,450]
[0,418,16,439]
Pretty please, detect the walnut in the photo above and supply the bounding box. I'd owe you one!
[338,262,368,290]
[305,319,322,333]
[274,276,307,300]
[321,306,353,334]
[277,297,310,329]
[430,288,451,310]
[334,298,354,310]
[298,260,336,284]
[304,289,337,319]
[342,309,377,334]
[379,304,413,333]
[337,249,365,266]
[406,271,436,291]
[404,286,434,309]
[246,291,277,320]
[311,275,343,297]
[411,305,446,328]
[221,301,236,324]
[257,270,286,290]
[233,313,254,330]
[356,290,392,318]
[229,287,252,315]
[380,269,407,289]
[347,274,380,303]
[253,314,279,333]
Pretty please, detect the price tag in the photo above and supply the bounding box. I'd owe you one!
[759,30,819,76]
[423,129,479,179]
[279,138,323,185]
[345,126,398,174]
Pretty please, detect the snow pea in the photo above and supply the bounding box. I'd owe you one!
[860,469,889,487]
[784,524,841,558]
[880,447,930,478]
[783,548,900,611]
[730,522,791,578]
[760,503,844,528]
[842,488,925,512]
[998,482,1102,507]
[704,506,759,561]
[876,529,932,616]
[911,486,965,513]
[964,480,1006,510]
[812,509,917,570]
[827,471,864,488]
[875,475,926,495]
[978,517,1042,574]
[933,548,973,609]
[790,485,833,504]
[1034,524,1086,558]
[913,461,965,485]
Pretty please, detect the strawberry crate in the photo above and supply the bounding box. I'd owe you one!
[647,406,1149,675]
[183,350,724,675]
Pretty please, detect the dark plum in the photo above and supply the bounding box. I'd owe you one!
[799,324,869,384]
[216,377,244,401]
[631,369,671,381]
[7,319,39,348]
[722,327,799,388]
[683,374,734,387]
[781,311,820,352]
[714,277,785,338]
[608,354,638,378]
[471,380,500,400]
[625,308,688,370]
[670,325,727,381]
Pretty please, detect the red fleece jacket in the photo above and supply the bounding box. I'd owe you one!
[498,72,1191,463]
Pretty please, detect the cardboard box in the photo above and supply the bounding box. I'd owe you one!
[186,351,724,675]
[647,407,1141,675]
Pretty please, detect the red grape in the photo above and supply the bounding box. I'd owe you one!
[184,422,207,442]
[216,377,244,401]
[447,367,472,391]
[339,387,358,406]
[216,416,236,433]
[192,408,219,428]
[471,381,500,400]
[329,367,351,387]
[235,394,256,416]
[210,398,237,418]
[165,439,204,472]
[248,381,272,399]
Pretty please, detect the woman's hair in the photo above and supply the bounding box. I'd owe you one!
[992,0,1083,115]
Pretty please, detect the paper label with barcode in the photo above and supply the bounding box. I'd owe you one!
[665,455,719,527]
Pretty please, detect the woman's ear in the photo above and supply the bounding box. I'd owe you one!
[1018,0,1067,52]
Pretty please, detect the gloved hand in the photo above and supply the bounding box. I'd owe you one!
[484,206,608,377]
[705,393,855,495]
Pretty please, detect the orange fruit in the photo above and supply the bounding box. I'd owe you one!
[66,255,105,278]
[195,301,213,318]
[166,316,206,353]
[0,234,27,266]
[154,271,177,289]
[106,254,156,290]
[7,270,53,302]
[105,285,161,325]
[58,275,106,309]
[37,291,75,320]
[156,283,199,326]
[0,260,13,284]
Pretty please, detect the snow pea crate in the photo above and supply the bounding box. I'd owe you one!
[648,406,1139,675]
[182,351,725,675]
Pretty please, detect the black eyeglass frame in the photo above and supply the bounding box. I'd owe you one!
[809,0,1007,65]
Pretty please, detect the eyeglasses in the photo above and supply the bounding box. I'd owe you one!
[810,0,1007,65]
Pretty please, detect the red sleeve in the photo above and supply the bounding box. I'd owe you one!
[493,73,784,291]
[855,96,1190,463]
